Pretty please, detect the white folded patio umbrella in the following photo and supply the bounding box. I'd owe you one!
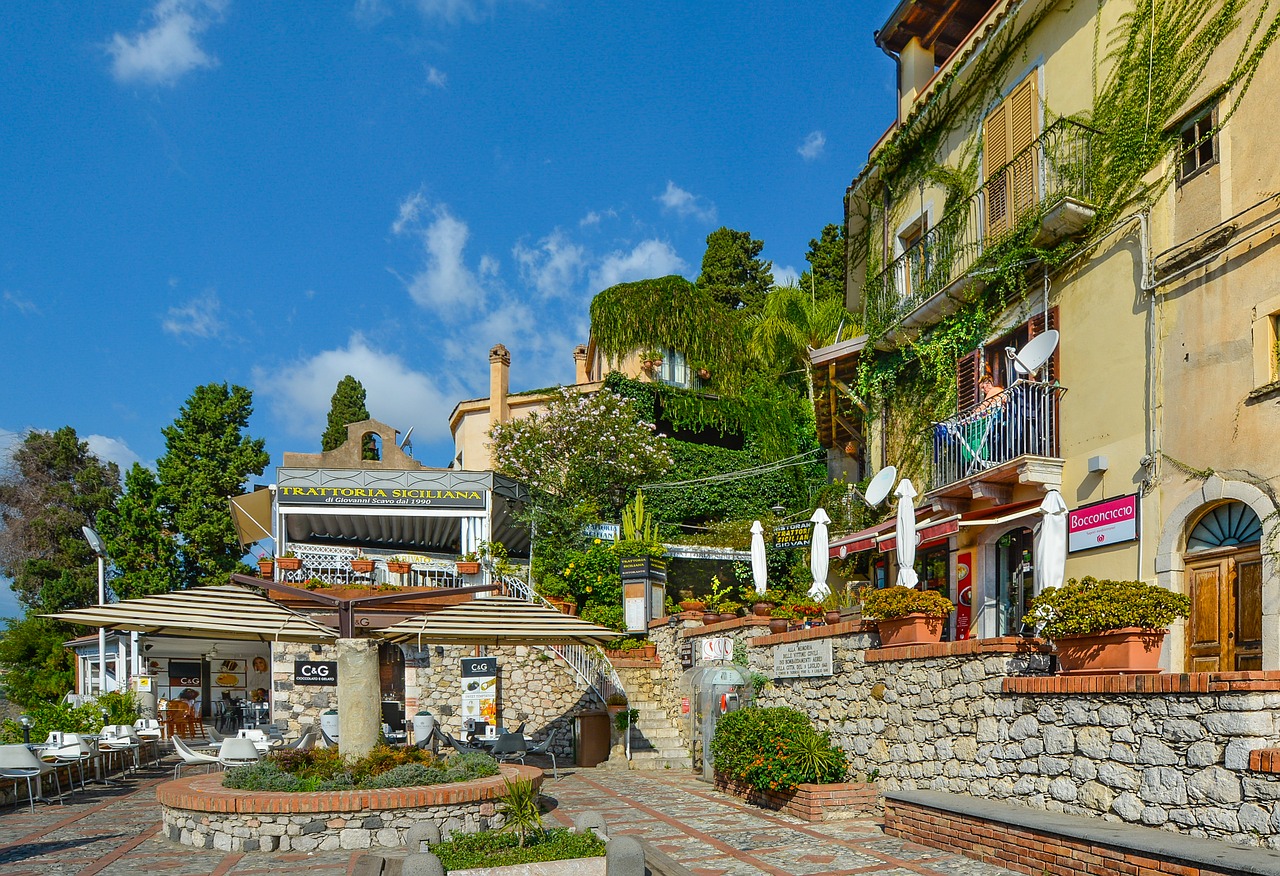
[1034,489,1069,595]
[378,596,624,647]
[808,508,831,600]
[750,521,768,595]
[895,479,920,588]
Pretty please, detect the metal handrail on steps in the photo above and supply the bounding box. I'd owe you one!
[498,573,627,711]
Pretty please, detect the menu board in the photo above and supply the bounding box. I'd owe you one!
[459,657,498,726]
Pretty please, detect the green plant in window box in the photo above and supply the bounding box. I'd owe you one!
[861,586,954,620]
[1022,577,1190,640]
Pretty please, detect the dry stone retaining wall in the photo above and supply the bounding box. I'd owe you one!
[648,621,1280,848]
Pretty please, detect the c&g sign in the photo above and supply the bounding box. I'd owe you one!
[294,661,337,685]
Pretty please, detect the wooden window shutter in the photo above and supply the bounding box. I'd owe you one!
[1008,76,1040,219]
[1028,305,1060,383]
[983,101,1010,238]
[956,348,983,413]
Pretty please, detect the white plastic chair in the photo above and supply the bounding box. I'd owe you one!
[218,737,261,768]
[41,734,92,792]
[172,736,221,779]
[99,725,141,776]
[0,744,62,812]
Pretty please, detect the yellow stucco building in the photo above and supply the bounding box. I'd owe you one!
[812,0,1280,667]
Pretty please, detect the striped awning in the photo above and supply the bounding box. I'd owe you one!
[378,596,623,647]
[45,585,338,644]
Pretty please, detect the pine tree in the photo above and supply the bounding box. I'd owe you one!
[96,463,181,600]
[696,227,774,313]
[157,383,270,589]
[799,223,847,304]
[321,375,377,459]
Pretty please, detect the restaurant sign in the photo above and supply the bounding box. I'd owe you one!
[1068,494,1138,553]
[294,661,337,686]
[278,485,485,509]
[772,639,833,679]
[773,521,813,549]
[168,660,202,687]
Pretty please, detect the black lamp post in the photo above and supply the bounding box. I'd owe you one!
[17,714,32,745]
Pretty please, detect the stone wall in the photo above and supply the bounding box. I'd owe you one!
[272,641,338,740]
[647,622,1280,848]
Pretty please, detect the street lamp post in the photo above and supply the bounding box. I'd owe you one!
[82,526,107,697]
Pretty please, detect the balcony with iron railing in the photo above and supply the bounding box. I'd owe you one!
[863,119,1098,345]
[269,544,479,589]
[930,379,1067,498]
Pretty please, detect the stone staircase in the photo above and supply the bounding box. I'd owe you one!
[612,666,692,771]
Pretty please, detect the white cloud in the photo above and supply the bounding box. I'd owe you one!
[579,208,617,228]
[390,192,488,313]
[85,435,143,473]
[413,0,503,24]
[255,334,456,446]
[589,240,688,291]
[352,0,391,26]
[162,289,225,339]
[513,231,586,299]
[425,65,448,88]
[798,130,826,161]
[773,264,800,286]
[656,181,717,223]
[106,0,225,86]
[3,291,38,316]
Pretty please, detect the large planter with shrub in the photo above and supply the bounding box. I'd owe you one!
[710,706,848,813]
[862,586,954,648]
[1024,577,1191,675]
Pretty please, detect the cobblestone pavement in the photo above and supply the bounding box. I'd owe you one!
[0,755,1016,876]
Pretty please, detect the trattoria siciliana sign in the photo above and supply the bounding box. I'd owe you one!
[278,486,485,509]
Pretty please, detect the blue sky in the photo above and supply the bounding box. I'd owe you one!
[0,1,898,616]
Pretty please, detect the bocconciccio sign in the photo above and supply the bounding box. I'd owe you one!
[1068,494,1138,553]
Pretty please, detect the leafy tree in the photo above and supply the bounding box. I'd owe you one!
[321,375,377,459]
[157,383,270,589]
[96,463,180,600]
[747,283,855,398]
[696,227,773,313]
[0,616,77,706]
[799,223,846,304]
[0,427,120,612]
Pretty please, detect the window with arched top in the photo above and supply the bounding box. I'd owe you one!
[1186,502,1262,553]
[361,431,382,461]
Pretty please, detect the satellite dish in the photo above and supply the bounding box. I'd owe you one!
[398,426,414,449]
[1007,330,1059,376]
[863,466,898,507]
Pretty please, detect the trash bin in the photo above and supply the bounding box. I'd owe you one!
[320,709,340,743]
[575,710,610,767]
[412,711,436,748]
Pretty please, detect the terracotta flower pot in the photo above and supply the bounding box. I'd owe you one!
[275,557,302,571]
[702,611,720,626]
[350,559,375,574]
[456,561,481,575]
[680,601,705,612]
[386,561,411,575]
[769,618,789,634]
[1053,627,1168,675]
[753,602,774,617]
[875,612,944,648]
[718,612,736,623]
[257,559,274,578]
[641,644,657,659]
[825,610,842,626]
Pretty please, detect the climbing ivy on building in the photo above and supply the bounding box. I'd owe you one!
[851,0,1280,484]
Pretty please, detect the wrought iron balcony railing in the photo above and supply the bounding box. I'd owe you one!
[863,119,1097,337]
[931,379,1067,491]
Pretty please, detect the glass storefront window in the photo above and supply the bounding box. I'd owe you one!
[995,527,1035,636]
[915,545,951,641]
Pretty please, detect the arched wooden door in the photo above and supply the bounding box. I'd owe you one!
[1185,503,1263,672]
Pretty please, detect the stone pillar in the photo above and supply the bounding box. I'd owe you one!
[489,344,510,429]
[573,344,590,384]
[337,638,381,758]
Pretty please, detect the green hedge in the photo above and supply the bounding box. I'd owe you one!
[432,828,605,871]
[710,707,847,792]
[222,746,498,792]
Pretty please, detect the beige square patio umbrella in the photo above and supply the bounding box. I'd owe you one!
[46,584,338,644]
[378,596,623,647]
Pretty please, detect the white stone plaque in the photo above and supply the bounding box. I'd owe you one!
[772,638,833,678]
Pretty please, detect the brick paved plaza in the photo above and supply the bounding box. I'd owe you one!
[0,755,1018,876]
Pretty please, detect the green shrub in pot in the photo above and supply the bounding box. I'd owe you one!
[861,586,954,620]
[1022,576,1190,639]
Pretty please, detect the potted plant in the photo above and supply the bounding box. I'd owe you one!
[715,600,741,623]
[863,586,955,647]
[350,552,375,574]
[752,588,788,617]
[257,554,275,578]
[789,598,825,628]
[275,551,302,572]
[604,692,628,720]
[536,577,574,614]
[456,550,481,575]
[1023,577,1191,674]
[639,348,663,372]
[680,598,706,613]
[386,556,412,575]
[768,605,793,635]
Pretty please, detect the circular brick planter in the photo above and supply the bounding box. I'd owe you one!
[157,763,542,853]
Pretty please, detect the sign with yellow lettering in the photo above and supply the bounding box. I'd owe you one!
[277,486,486,509]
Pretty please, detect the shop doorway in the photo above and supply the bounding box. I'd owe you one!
[994,527,1035,636]
[379,642,405,703]
[1185,502,1263,672]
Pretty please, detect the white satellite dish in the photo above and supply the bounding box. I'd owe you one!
[1007,329,1059,376]
[398,426,414,449]
[863,465,899,507]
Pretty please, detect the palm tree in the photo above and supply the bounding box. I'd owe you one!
[747,283,857,399]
